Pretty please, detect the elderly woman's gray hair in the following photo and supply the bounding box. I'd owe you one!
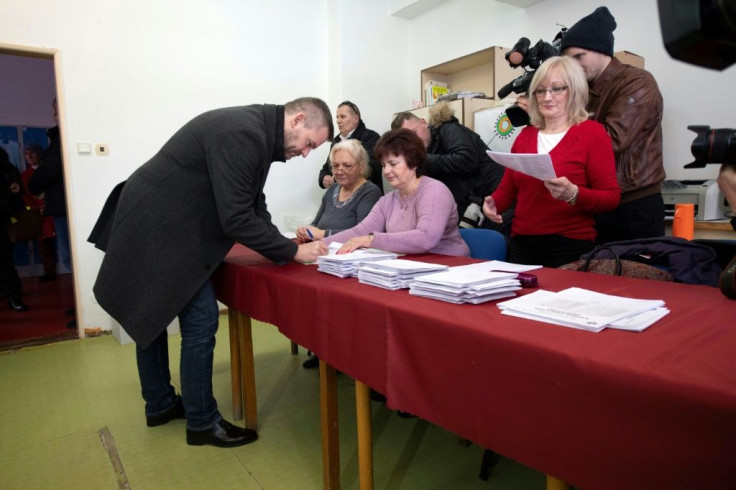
[329,139,371,179]
[528,56,589,129]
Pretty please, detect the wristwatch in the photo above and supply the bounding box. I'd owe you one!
[368,232,374,244]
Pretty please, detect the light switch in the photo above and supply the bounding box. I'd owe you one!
[95,143,109,156]
[77,142,92,154]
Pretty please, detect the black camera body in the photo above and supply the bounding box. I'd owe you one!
[658,0,736,71]
[498,29,567,127]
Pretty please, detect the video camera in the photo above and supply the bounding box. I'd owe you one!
[497,28,566,127]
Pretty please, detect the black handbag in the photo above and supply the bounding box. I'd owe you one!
[559,245,675,282]
[7,208,44,243]
[720,255,736,299]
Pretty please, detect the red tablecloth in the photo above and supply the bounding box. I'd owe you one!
[212,245,736,489]
[212,245,456,392]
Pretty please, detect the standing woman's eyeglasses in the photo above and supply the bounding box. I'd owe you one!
[533,86,568,97]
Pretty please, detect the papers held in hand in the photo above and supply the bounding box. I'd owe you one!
[486,150,557,181]
[497,287,669,332]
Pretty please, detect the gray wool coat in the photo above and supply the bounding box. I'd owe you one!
[89,104,298,348]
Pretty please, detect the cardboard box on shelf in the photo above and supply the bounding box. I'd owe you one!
[614,50,645,69]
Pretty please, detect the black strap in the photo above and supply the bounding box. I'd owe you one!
[581,245,622,276]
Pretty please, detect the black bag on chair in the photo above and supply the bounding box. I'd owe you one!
[7,208,44,243]
[560,237,722,286]
[559,245,675,282]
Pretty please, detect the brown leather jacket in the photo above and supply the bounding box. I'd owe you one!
[588,58,666,203]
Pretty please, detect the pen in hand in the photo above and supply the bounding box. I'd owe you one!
[306,228,315,241]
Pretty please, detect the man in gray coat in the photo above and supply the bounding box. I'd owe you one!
[89,97,332,447]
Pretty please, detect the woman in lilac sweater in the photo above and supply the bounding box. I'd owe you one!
[323,129,469,257]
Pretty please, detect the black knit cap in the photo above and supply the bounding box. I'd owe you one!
[560,6,617,57]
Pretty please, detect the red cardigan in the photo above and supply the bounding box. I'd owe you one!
[492,120,620,241]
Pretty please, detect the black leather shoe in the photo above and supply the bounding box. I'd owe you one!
[302,355,319,369]
[9,298,29,312]
[146,396,185,427]
[186,419,258,448]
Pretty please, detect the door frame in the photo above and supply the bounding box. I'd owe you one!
[0,42,80,339]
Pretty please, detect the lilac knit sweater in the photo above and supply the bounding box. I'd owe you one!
[324,177,469,256]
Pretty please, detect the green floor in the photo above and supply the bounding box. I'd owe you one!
[0,314,543,489]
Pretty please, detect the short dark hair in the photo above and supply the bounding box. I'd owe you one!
[338,100,361,118]
[25,144,44,155]
[374,129,426,177]
[390,111,420,130]
[284,97,334,140]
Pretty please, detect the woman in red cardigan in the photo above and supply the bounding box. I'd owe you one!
[483,56,620,267]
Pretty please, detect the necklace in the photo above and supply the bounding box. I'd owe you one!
[332,181,366,209]
[398,178,421,211]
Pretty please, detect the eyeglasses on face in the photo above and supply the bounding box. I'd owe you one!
[331,163,356,172]
[533,85,568,98]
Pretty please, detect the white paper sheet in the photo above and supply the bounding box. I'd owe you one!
[486,150,557,180]
[498,288,666,332]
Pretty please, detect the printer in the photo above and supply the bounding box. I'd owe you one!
[661,180,730,220]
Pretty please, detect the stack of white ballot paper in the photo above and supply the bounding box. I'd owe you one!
[409,267,522,304]
[316,244,398,278]
[497,287,670,332]
[357,259,449,290]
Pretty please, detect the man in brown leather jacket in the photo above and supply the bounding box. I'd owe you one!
[561,7,666,243]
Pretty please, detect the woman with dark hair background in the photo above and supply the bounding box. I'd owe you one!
[323,128,468,257]
[1,147,28,311]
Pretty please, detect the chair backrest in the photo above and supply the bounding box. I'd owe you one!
[459,228,508,261]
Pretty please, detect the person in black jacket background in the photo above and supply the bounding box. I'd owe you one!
[392,102,509,233]
[1,147,28,311]
[28,98,71,273]
[317,101,383,193]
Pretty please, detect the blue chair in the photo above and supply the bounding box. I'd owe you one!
[459,228,508,480]
[459,228,508,260]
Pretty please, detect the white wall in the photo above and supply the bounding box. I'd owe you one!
[1,0,733,336]
[333,2,413,134]
[1,0,332,332]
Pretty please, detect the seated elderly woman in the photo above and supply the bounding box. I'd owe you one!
[483,56,620,267]
[297,139,381,241]
[323,128,469,256]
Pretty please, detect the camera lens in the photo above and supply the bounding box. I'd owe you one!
[686,125,736,168]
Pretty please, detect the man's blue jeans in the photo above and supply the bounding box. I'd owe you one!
[136,279,222,431]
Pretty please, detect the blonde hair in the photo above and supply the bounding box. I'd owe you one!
[330,139,371,179]
[528,56,589,129]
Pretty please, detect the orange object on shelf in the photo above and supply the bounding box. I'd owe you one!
[672,203,695,240]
